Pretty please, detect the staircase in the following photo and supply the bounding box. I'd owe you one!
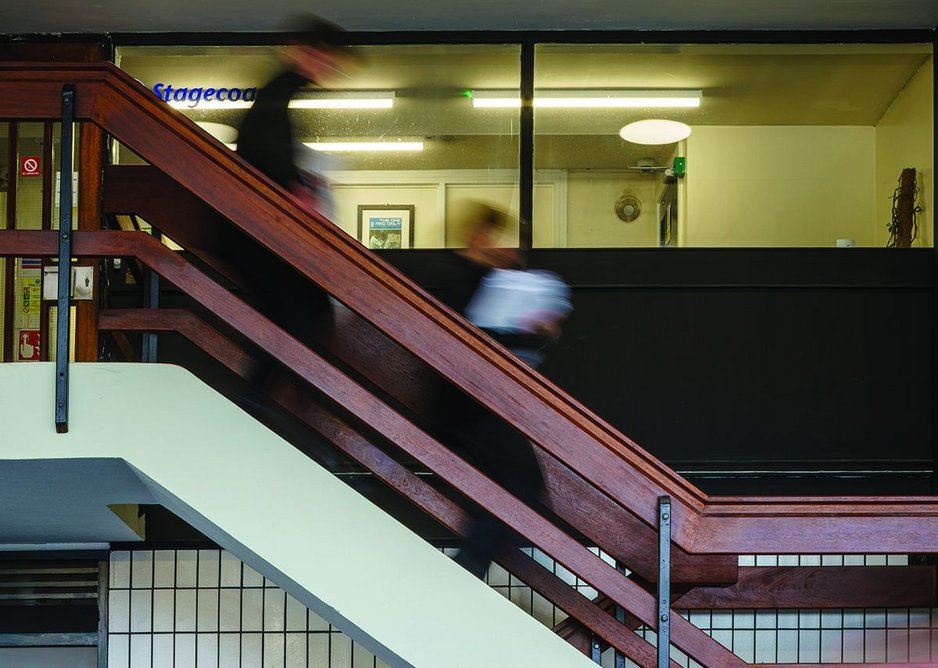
[1,61,938,667]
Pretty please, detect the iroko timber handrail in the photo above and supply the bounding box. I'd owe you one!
[1,63,938,557]
[0,61,708,544]
[100,163,739,587]
[97,306,679,668]
[0,229,743,668]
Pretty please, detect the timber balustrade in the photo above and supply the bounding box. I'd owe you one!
[0,229,741,667]
[0,64,932,554]
[3,62,938,665]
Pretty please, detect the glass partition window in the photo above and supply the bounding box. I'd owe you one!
[534,43,934,248]
[117,45,521,249]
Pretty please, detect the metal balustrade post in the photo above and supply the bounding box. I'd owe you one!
[141,228,160,363]
[657,495,672,668]
[590,636,602,663]
[615,563,627,668]
[55,84,75,433]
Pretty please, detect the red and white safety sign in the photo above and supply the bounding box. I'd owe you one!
[20,156,40,176]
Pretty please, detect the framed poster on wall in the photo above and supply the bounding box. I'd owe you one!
[357,205,415,249]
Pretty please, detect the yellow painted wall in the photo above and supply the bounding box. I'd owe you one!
[566,171,659,247]
[685,126,876,247]
[331,184,441,248]
[875,57,934,247]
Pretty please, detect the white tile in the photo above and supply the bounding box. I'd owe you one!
[843,555,865,566]
[219,633,240,668]
[353,642,376,668]
[111,552,131,589]
[887,609,909,628]
[242,633,262,668]
[820,609,842,628]
[737,555,755,567]
[865,628,887,662]
[732,629,754,662]
[110,590,130,633]
[754,610,776,629]
[176,589,197,632]
[821,554,844,566]
[754,630,776,663]
[910,608,931,628]
[776,629,798,663]
[909,628,931,662]
[733,610,754,629]
[776,609,798,629]
[197,633,219,668]
[842,610,865,629]
[286,595,308,632]
[754,555,776,567]
[173,633,196,668]
[264,633,285,668]
[219,589,241,632]
[129,590,152,632]
[131,551,153,589]
[331,634,352,667]
[308,611,329,633]
[865,555,888,566]
[886,629,909,662]
[153,634,174,667]
[711,611,732,629]
[220,552,242,588]
[176,550,198,588]
[108,634,129,668]
[199,550,221,588]
[820,629,842,662]
[865,609,886,628]
[798,629,820,662]
[887,554,909,566]
[198,589,220,632]
[129,634,150,668]
[153,551,175,589]
[242,563,264,588]
[799,609,820,629]
[264,589,286,632]
[286,633,307,668]
[799,555,821,566]
[242,589,264,632]
[842,628,865,662]
[308,633,329,667]
[777,555,799,566]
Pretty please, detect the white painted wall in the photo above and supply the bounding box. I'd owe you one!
[0,363,594,668]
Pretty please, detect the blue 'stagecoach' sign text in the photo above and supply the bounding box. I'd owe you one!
[153,83,257,108]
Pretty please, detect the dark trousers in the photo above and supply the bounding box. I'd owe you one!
[439,392,545,579]
[216,225,332,385]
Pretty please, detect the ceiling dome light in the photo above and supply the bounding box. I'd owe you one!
[619,119,692,145]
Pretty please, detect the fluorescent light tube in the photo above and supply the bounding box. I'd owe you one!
[304,141,424,152]
[289,91,395,109]
[167,91,395,110]
[471,89,702,109]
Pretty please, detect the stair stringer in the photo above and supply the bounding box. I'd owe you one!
[0,362,596,668]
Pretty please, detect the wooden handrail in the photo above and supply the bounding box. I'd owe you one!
[0,61,709,545]
[0,229,743,667]
[100,163,740,587]
[0,60,935,555]
[97,306,675,668]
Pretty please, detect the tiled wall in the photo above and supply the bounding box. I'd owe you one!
[109,549,938,668]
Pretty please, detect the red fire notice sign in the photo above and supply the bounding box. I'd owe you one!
[18,330,40,361]
[20,156,40,176]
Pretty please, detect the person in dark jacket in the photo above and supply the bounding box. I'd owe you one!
[219,16,353,388]
[432,203,562,579]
